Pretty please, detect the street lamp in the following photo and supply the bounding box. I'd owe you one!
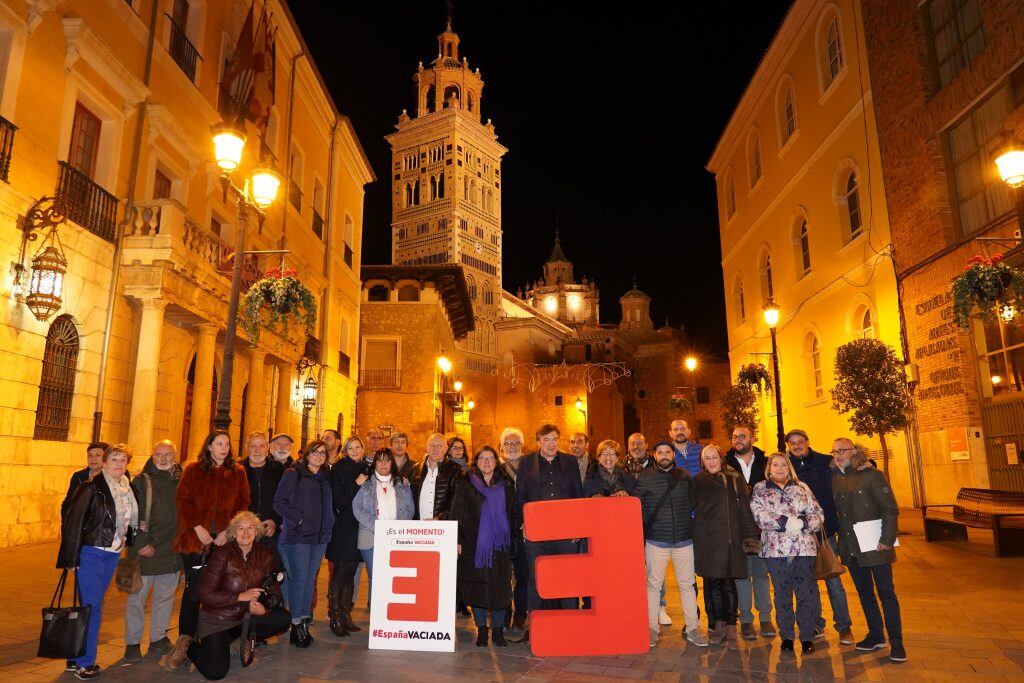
[466,399,475,411]
[210,119,281,433]
[437,355,452,433]
[684,356,697,372]
[575,396,588,436]
[300,374,318,448]
[763,298,786,452]
[453,380,463,393]
[995,137,1024,233]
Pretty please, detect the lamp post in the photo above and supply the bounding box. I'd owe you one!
[995,137,1024,233]
[210,121,281,433]
[684,354,698,409]
[300,373,318,448]
[763,298,785,452]
[575,396,588,436]
[437,355,452,433]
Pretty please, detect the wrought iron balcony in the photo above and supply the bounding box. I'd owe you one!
[167,15,201,82]
[361,369,401,389]
[0,115,15,182]
[56,161,118,242]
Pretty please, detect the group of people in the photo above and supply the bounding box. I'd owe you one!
[55,418,906,680]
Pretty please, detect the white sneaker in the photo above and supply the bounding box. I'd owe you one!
[658,607,672,625]
[649,629,659,648]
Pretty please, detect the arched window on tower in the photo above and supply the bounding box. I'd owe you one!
[797,220,811,276]
[404,183,413,208]
[397,285,419,302]
[438,173,444,199]
[430,176,438,201]
[467,92,475,112]
[413,181,420,205]
[443,85,460,108]
[804,333,824,399]
[733,276,746,324]
[470,179,477,205]
[483,282,493,306]
[846,173,862,240]
[424,85,436,114]
[463,176,469,200]
[34,315,80,441]
[368,285,389,302]
[760,252,774,305]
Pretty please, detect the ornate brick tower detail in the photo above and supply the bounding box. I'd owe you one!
[386,20,507,360]
[525,232,600,330]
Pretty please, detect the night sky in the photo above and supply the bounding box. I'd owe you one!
[289,1,793,357]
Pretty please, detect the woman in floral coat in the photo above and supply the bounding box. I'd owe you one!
[749,453,824,655]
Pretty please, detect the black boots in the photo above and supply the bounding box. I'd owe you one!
[476,626,489,647]
[339,565,361,632]
[328,562,361,637]
[492,627,507,647]
[290,621,312,648]
[328,578,348,637]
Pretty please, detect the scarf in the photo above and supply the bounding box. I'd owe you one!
[598,465,625,494]
[103,472,138,551]
[375,474,398,520]
[469,474,509,569]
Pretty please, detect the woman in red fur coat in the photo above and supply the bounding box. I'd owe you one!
[163,430,250,669]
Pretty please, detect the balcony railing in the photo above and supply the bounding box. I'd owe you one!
[56,161,118,242]
[312,210,324,240]
[0,115,15,182]
[167,15,201,82]
[361,369,401,389]
[343,242,353,268]
[338,352,351,378]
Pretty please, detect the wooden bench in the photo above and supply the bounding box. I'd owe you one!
[922,488,1024,557]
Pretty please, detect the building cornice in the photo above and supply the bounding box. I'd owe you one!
[63,17,149,117]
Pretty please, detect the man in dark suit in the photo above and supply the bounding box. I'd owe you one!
[514,423,584,641]
[724,425,774,640]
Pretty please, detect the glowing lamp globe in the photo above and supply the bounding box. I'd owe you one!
[763,299,780,328]
[684,356,698,372]
[302,375,318,410]
[466,399,476,410]
[994,139,1024,189]
[437,356,452,374]
[26,245,67,321]
[251,165,281,208]
[211,123,246,172]
[453,380,463,393]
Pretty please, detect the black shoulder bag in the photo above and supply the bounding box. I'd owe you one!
[38,568,90,659]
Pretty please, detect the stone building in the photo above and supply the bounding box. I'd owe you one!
[707,0,914,502]
[0,0,372,547]
[860,0,1024,498]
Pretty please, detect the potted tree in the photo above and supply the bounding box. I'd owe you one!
[736,363,773,393]
[951,253,1024,328]
[241,267,317,343]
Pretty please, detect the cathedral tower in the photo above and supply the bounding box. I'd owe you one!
[386,20,507,362]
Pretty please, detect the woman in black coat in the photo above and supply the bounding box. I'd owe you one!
[449,446,516,648]
[583,439,637,498]
[693,444,759,645]
[326,436,372,637]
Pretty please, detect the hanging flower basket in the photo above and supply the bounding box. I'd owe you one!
[737,363,772,393]
[951,253,1024,328]
[241,267,317,343]
[669,393,692,414]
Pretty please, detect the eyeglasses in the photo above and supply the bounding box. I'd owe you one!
[830,447,855,456]
[502,441,522,447]
[310,449,328,457]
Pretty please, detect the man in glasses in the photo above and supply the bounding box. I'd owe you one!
[499,427,527,633]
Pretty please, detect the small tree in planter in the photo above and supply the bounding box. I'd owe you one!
[831,338,911,479]
[721,384,758,439]
[736,363,773,394]
[951,253,1024,328]
[241,267,317,343]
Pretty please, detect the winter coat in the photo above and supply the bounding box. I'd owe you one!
[327,456,371,563]
[514,452,585,520]
[352,477,415,548]
[274,463,334,545]
[692,468,759,579]
[127,459,183,575]
[725,447,767,489]
[410,457,462,520]
[832,459,900,567]
[449,475,515,611]
[172,462,250,555]
[57,473,134,568]
[61,467,92,520]
[749,479,823,558]
[790,449,840,535]
[196,541,279,637]
[243,458,285,526]
[633,466,695,544]
[394,454,418,482]
[583,464,637,498]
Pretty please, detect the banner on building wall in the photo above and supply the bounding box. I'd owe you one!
[948,428,970,461]
[368,520,457,652]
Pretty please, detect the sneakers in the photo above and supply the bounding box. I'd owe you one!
[658,607,672,625]
[685,627,710,647]
[740,622,757,640]
[147,637,172,657]
[161,635,191,670]
[760,621,776,638]
[889,643,908,662]
[813,628,826,641]
[839,628,855,645]
[801,640,815,654]
[75,665,100,680]
[649,629,659,648]
[707,621,726,645]
[123,644,142,663]
[65,661,78,672]
[856,635,887,651]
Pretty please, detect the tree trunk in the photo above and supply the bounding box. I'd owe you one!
[879,431,890,480]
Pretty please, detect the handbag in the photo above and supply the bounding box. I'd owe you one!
[814,530,846,581]
[38,568,91,659]
[115,474,150,594]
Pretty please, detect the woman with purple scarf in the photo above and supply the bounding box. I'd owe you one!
[449,446,517,647]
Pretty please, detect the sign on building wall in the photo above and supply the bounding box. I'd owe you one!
[368,520,458,652]
[948,428,970,461]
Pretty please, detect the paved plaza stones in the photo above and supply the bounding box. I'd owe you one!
[0,513,1022,681]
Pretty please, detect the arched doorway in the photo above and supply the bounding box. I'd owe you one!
[180,354,217,463]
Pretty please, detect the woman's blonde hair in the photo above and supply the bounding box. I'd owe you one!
[764,452,799,484]
[699,444,724,472]
[102,443,133,464]
[226,511,265,542]
[595,439,621,461]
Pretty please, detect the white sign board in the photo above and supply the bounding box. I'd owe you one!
[368,519,458,652]
[1006,442,1019,466]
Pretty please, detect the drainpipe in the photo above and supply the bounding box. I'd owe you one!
[92,0,159,441]
[317,116,342,434]
[280,50,306,252]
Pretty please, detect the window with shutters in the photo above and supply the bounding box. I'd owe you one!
[69,103,101,178]
[361,338,399,388]
[154,169,172,199]
[34,315,79,441]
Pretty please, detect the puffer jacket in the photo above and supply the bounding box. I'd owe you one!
[273,463,334,545]
[633,466,695,544]
[57,473,131,568]
[197,541,279,622]
[127,458,183,575]
[410,457,462,520]
[832,459,900,567]
[749,479,823,558]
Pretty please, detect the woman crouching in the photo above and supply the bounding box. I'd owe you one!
[185,511,290,680]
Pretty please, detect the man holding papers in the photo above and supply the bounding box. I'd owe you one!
[830,438,905,663]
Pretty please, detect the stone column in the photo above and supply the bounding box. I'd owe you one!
[187,324,218,458]
[275,363,293,437]
[244,347,267,442]
[126,297,167,461]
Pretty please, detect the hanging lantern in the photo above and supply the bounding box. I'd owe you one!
[1000,304,1016,322]
[25,243,67,321]
[302,375,318,411]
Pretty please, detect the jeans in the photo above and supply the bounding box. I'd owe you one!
[471,606,508,628]
[279,543,328,621]
[179,552,206,637]
[736,554,772,624]
[847,555,902,646]
[816,534,852,632]
[124,572,180,645]
[644,542,699,632]
[766,556,819,641]
[703,577,738,626]
[525,539,579,611]
[187,606,290,680]
[73,546,120,667]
